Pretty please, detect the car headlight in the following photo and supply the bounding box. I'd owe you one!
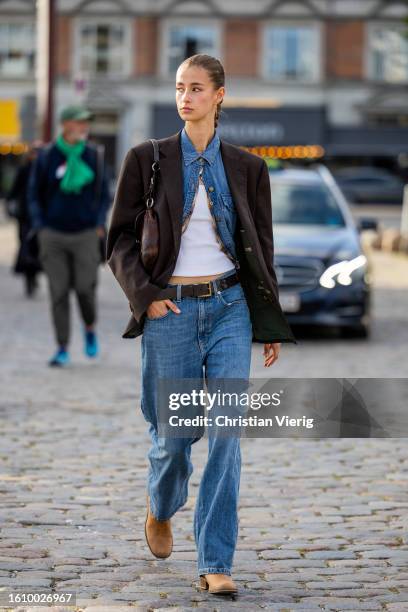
[319,255,367,289]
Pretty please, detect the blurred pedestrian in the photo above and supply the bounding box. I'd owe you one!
[27,105,111,367]
[6,141,43,297]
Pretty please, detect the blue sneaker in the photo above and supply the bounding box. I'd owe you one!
[84,329,99,358]
[49,348,70,367]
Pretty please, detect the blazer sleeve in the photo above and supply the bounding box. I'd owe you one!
[253,159,280,301]
[106,148,163,323]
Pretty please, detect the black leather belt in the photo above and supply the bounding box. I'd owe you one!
[156,272,240,300]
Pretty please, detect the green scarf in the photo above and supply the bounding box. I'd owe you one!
[55,134,95,194]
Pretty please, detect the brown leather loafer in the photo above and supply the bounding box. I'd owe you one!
[144,495,173,559]
[199,573,238,595]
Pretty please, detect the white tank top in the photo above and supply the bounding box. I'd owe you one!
[172,178,235,276]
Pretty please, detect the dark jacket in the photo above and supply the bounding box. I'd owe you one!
[27,142,111,233]
[7,160,33,224]
[106,130,297,344]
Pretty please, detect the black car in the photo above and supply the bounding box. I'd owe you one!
[333,166,405,204]
[269,166,378,338]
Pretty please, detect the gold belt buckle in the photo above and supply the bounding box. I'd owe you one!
[199,281,212,297]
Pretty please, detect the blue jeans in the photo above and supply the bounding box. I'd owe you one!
[140,268,252,576]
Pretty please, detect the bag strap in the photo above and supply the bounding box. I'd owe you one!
[150,138,159,163]
[134,139,160,239]
[145,138,160,210]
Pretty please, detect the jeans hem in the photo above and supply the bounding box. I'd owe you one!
[198,568,232,576]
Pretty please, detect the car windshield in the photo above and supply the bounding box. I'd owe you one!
[270,180,346,227]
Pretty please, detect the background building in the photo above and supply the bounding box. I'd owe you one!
[1,0,408,192]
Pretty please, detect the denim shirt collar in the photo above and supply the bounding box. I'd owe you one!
[181,127,220,166]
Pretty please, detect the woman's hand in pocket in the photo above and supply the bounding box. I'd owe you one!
[146,299,181,319]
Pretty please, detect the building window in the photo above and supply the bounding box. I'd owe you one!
[369,25,408,83]
[77,22,130,77]
[163,22,219,75]
[0,22,35,77]
[263,24,320,82]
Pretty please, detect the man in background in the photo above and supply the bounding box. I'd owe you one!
[28,106,111,367]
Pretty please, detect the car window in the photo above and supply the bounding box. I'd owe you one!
[270,181,346,227]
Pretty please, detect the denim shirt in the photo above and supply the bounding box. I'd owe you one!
[180,127,239,270]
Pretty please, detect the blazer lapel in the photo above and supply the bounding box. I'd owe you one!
[157,130,184,253]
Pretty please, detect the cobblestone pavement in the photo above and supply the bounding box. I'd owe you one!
[0,221,407,612]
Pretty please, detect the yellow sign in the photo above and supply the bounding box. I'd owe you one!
[0,100,21,140]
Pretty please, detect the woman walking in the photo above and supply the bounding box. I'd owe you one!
[107,54,296,596]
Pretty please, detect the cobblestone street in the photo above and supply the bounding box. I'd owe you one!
[1,221,408,611]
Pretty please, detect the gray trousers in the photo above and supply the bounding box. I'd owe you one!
[38,227,100,347]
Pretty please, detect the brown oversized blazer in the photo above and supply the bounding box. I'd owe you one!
[106,129,297,344]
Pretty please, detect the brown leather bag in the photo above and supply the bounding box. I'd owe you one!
[134,139,160,274]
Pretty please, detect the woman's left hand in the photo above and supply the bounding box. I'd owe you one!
[263,342,281,367]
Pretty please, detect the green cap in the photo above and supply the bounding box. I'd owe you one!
[59,105,93,122]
